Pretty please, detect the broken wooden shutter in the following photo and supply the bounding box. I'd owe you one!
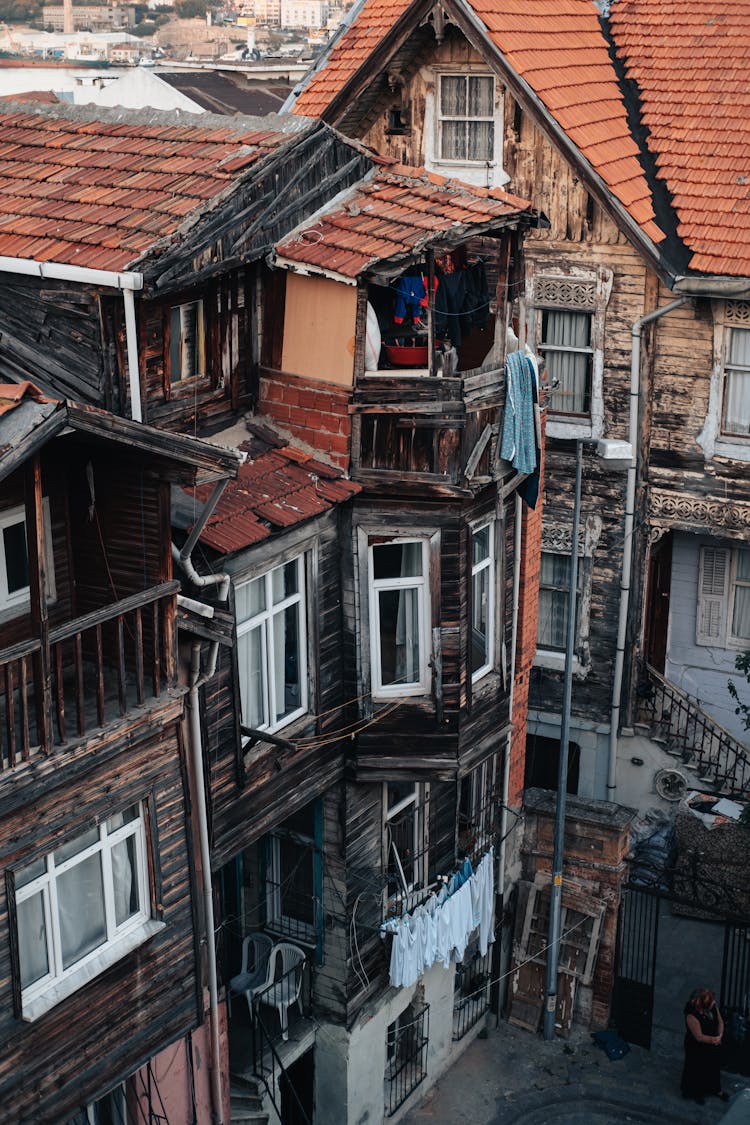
[696,546,730,646]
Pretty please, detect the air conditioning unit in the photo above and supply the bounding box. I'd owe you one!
[654,768,688,801]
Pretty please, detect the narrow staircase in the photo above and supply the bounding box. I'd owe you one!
[230,1076,268,1125]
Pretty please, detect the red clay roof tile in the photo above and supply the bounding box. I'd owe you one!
[0,106,298,271]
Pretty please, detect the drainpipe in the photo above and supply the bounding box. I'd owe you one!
[188,640,225,1125]
[606,296,689,801]
[0,256,144,423]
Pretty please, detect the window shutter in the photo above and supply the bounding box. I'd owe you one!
[696,547,730,646]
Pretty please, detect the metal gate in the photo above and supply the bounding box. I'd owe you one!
[720,921,750,1076]
[612,885,660,1049]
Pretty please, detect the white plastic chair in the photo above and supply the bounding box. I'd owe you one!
[229,933,273,1018]
[251,941,306,1040]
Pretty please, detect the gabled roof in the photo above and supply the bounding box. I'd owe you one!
[275,162,535,280]
[0,103,308,272]
[290,0,663,250]
[186,431,360,554]
[608,0,750,277]
[0,381,240,484]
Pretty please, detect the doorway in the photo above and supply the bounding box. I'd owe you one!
[280,1046,314,1125]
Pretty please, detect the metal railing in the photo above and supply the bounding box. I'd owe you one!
[384,1003,429,1117]
[636,662,750,795]
[452,948,491,1041]
[0,581,177,768]
[250,960,312,1125]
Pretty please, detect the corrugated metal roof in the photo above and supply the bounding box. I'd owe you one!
[609,0,750,276]
[0,105,300,271]
[276,163,534,277]
[189,437,360,554]
[291,0,664,250]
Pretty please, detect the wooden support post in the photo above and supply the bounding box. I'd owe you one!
[25,455,51,753]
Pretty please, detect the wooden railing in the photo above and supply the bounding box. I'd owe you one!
[636,662,750,795]
[0,581,178,769]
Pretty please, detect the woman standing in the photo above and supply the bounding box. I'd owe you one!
[681,988,730,1105]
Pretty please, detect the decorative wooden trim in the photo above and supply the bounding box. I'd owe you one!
[648,488,750,539]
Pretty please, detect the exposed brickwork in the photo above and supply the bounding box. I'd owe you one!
[259,369,352,472]
[508,418,546,808]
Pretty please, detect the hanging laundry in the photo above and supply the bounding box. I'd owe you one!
[500,349,537,477]
[393,276,427,324]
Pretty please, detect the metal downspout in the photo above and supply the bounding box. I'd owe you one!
[606,296,689,800]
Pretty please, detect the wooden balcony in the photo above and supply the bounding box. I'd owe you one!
[0,580,178,769]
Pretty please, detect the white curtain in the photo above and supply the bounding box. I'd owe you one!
[112,836,136,927]
[732,551,750,641]
[440,76,493,161]
[394,543,422,685]
[724,327,750,434]
[238,625,265,728]
[58,854,106,970]
[545,311,590,413]
[538,553,571,649]
[18,891,48,989]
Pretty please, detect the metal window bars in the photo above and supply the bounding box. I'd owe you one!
[384,1002,430,1116]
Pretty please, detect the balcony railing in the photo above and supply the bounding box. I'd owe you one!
[636,662,750,795]
[0,581,178,769]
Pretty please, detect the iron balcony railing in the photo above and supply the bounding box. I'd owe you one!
[636,662,750,795]
[250,959,312,1125]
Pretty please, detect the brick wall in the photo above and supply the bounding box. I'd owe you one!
[508,420,546,808]
[259,369,351,472]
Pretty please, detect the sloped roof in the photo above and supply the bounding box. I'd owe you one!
[0,104,305,271]
[608,0,750,277]
[291,0,663,248]
[189,435,360,554]
[276,163,534,279]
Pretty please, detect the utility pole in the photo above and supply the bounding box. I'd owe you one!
[543,438,583,1040]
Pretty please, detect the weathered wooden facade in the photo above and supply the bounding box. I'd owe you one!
[0,385,239,1123]
[288,0,750,820]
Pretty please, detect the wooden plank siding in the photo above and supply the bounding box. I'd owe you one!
[0,717,199,1125]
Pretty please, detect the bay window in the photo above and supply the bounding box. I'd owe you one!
[236,556,307,733]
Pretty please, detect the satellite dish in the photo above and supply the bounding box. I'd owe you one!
[654,768,688,801]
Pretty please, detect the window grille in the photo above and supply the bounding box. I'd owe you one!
[453,943,492,1040]
[385,1001,429,1116]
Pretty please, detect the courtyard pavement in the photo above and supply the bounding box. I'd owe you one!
[402,1019,750,1125]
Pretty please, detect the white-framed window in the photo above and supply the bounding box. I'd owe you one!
[471,522,494,682]
[236,556,307,734]
[527,265,613,439]
[384,782,428,910]
[169,299,206,384]
[721,316,750,438]
[540,310,593,416]
[15,804,154,1021]
[697,544,750,648]
[369,539,430,697]
[438,73,495,164]
[0,500,56,620]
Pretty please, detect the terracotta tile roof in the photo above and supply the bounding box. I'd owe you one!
[292,0,663,247]
[0,379,50,417]
[276,164,534,278]
[609,0,750,277]
[0,106,301,271]
[189,436,360,554]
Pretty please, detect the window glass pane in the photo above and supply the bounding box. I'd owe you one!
[17,856,46,889]
[472,566,489,672]
[544,310,591,348]
[723,370,750,435]
[112,836,138,927]
[373,542,423,580]
[729,326,750,366]
[441,119,466,161]
[467,121,493,161]
[468,75,493,116]
[235,577,265,622]
[540,553,571,587]
[538,553,571,650]
[440,75,465,115]
[169,307,183,384]
[378,588,420,686]
[387,782,416,813]
[272,559,299,604]
[238,624,266,728]
[18,891,49,988]
[54,826,100,866]
[106,805,138,834]
[737,550,750,580]
[387,803,417,888]
[272,602,302,722]
[279,834,315,925]
[472,526,490,565]
[4,519,29,595]
[58,853,106,969]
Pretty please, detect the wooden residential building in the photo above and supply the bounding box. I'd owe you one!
[0,382,240,1124]
[286,0,750,820]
